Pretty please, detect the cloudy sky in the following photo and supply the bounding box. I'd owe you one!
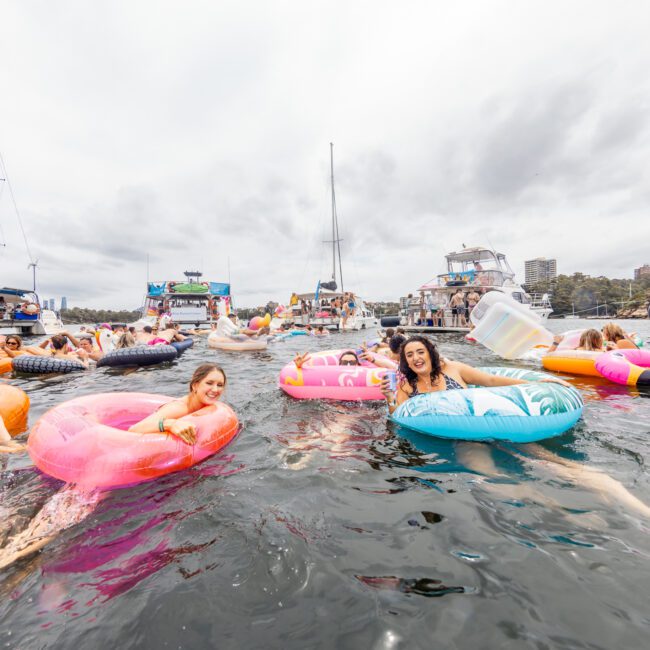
[1,1,649,309]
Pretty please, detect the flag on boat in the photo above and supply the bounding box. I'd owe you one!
[314,280,321,302]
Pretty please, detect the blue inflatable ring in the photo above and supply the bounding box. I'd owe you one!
[391,367,583,443]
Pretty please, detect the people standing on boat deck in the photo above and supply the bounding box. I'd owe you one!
[467,290,480,314]
[450,290,467,327]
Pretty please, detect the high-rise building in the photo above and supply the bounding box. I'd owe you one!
[60,296,68,311]
[634,264,650,280]
[524,258,557,286]
[49,299,55,310]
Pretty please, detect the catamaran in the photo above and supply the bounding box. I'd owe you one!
[288,144,378,331]
[0,287,64,336]
[400,246,553,333]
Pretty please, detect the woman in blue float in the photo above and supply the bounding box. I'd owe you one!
[378,336,650,517]
[381,335,581,443]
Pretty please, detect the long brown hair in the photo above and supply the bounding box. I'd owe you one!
[190,363,227,392]
[578,329,603,351]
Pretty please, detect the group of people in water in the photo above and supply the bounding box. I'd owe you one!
[0,323,191,369]
[1,316,649,569]
[548,322,641,352]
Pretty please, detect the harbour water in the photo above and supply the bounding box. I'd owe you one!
[1,319,650,649]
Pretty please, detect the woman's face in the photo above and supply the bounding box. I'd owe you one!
[5,337,20,349]
[193,370,226,404]
[403,341,432,375]
[339,353,359,366]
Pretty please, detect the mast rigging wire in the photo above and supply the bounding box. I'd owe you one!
[0,150,34,262]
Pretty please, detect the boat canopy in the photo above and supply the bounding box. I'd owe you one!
[0,288,38,304]
[147,281,230,297]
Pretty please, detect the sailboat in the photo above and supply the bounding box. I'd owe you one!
[289,144,378,331]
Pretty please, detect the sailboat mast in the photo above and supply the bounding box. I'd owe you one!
[330,143,344,295]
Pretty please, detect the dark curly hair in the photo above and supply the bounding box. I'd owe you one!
[398,336,442,393]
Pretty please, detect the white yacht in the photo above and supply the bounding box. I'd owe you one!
[0,287,62,336]
[401,246,553,333]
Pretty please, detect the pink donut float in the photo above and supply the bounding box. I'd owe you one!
[28,392,239,489]
[595,349,650,386]
[278,349,396,400]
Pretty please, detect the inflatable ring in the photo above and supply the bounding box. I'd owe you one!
[279,348,395,400]
[28,393,239,488]
[208,334,268,351]
[595,349,650,386]
[13,355,85,374]
[0,385,30,435]
[97,345,178,368]
[391,367,583,443]
[19,302,40,315]
[541,350,604,377]
[170,338,194,355]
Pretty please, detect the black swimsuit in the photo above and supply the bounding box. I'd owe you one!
[411,374,464,395]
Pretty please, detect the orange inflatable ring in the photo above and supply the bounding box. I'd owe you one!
[1,352,29,374]
[0,384,30,436]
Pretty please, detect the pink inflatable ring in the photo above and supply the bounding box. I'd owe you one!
[278,349,396,400]
[28,392,239,489]
[595,349,650,386]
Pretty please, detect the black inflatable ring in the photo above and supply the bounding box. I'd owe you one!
[97,345,178,368]
[12,355,86,374]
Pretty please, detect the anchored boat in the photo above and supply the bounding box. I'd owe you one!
[400,246,553,333]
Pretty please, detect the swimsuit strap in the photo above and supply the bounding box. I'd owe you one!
[443,374,464,390]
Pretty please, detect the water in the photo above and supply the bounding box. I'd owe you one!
[1,319,650,649]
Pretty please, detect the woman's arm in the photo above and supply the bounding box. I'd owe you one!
[128,400,197,444]
[457,363,527,387]
[62,331,80,348]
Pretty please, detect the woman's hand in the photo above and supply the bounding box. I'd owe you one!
[293,352,311,369]
[167,419,197,445]
[380,377,396,401]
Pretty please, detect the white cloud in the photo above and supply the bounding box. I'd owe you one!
[1,0,649,309]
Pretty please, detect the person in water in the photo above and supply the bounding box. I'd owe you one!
[293,349,363,369]
[601,323,638,350]
[128,363,227,444]
[576,329,604,351]
[381,335,566,414]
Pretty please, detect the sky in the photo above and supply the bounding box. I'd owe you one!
[1,0,649,309]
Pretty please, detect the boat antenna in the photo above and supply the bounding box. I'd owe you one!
[330,142,344,294]
[0,150,34,263]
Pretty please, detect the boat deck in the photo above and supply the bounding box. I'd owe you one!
[402,325,470,334]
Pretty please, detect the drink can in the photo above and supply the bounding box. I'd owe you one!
[387,371,397,391]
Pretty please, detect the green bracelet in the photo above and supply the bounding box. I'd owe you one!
[158,418,166,432]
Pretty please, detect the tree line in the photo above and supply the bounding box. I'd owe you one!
[526,273,650,317]
[61,307,142,324]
